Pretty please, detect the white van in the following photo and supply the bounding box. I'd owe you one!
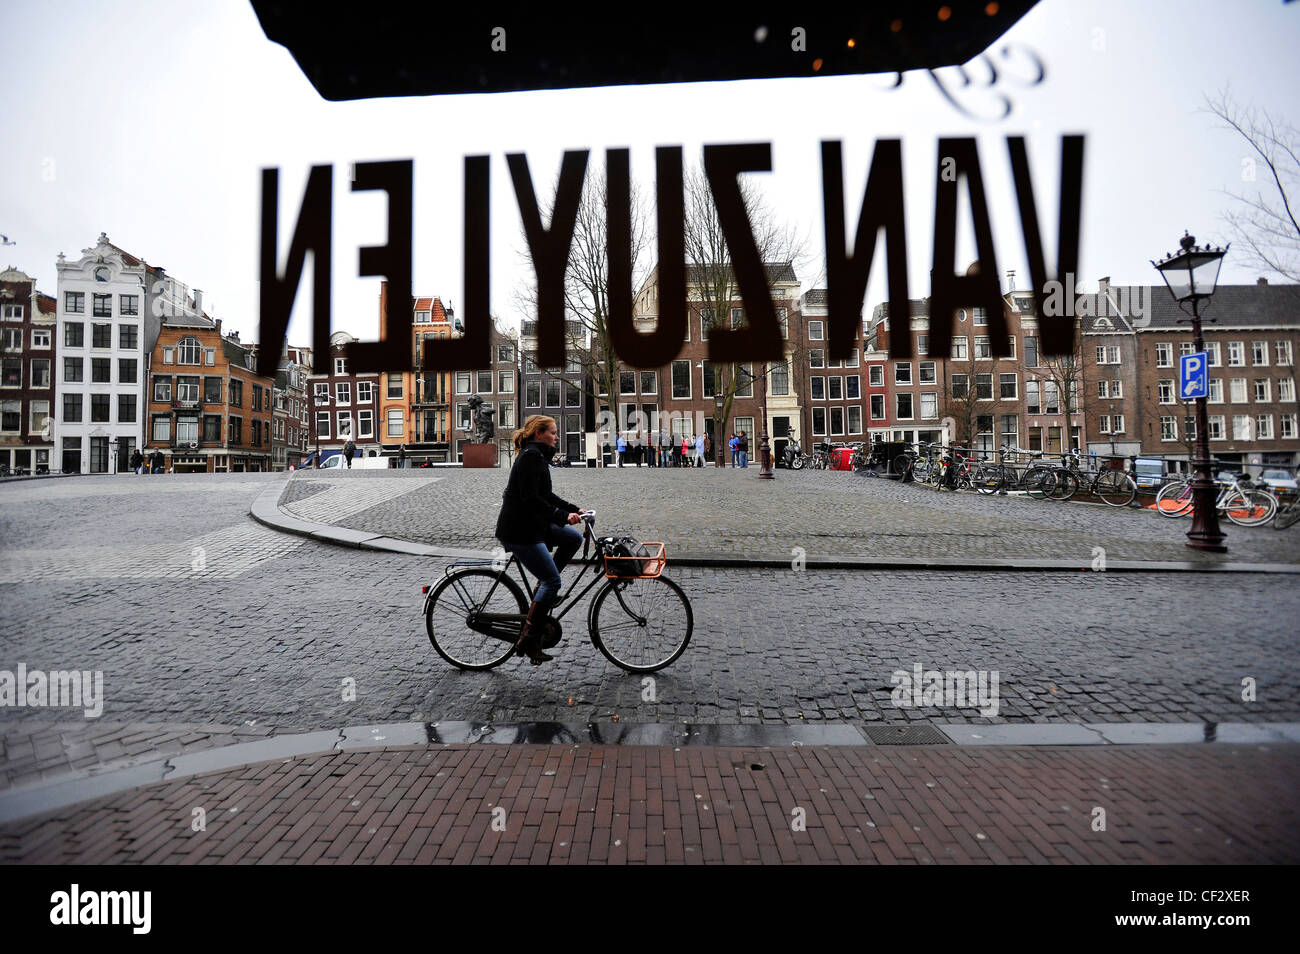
[320,454,390,470]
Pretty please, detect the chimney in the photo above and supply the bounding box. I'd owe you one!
[215,318,222,335]
[1258,277,1269,286]
[193,289,203,316]
[1098,276,1110,294]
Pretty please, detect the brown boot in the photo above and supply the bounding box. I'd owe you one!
[516,601,553,665]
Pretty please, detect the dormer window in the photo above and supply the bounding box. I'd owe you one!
[94,267,109,282]
[178,336,202,365]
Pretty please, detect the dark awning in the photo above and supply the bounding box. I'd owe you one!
[250,2,1039,101]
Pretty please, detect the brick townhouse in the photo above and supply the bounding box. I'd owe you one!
[0,267,56,475]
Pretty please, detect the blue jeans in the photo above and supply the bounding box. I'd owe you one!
[738,451,748,468]
[504,524,582,615]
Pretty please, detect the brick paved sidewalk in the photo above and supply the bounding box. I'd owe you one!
[4,743,1296,864]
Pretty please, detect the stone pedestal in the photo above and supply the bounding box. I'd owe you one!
[462,443,497,468]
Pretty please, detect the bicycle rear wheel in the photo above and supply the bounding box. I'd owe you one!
[1095,470,1137,507]
[1045,468,1078,501]
[1022,466,1052,499]
[589,575,693,673]
[1224,489,1277,527]
[1274,500,1300,530]
[425,568,526,670]
[974,465,1003,495]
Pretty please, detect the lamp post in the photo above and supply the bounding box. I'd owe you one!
[1152,232,1228,553]
[756,361,774,479]
[313,394,331,467]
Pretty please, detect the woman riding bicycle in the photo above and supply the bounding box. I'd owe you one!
[495,414,588,665]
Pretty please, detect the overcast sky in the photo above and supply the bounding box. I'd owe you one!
[1,0,1297,348]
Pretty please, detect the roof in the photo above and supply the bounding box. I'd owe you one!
[685,261,798,287]
[802,289,828,306]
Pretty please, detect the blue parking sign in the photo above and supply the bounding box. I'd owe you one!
[1180,352,1208,400]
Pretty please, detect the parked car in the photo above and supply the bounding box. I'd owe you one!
[1131,458,1166,492]
[1259,468,1298,498]
[320,454,390,470]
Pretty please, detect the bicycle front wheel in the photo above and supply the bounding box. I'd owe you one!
[1224,489,1277,527]
[1095,470,1137,507]
[1022,466,1052,499]
[1155,480,1194,517]
[426,568,526,670]
[1274,500,1300,530]
[974,465,1003,495]
[589,575,693,673]
[1046,468,1078,501]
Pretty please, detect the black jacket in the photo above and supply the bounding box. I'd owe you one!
[495,441,578,544]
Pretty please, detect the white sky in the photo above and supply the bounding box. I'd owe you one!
[1,0,1297,349]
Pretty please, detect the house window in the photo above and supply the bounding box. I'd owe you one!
[381,408,401,438]
[1,358,20,387]
[1208,416,1225,440]
[497,344,514,363]
[1252,341,1268,366]
[1257,414,1274,439]
[1155,343,1173,368]
[1160,416,1178,441]
[620,371,636,394]
[63,393,83,422]
[869,365,883,387]
[30,400,49,433]
[1043,381,1059,413]
[1180,341,1195,356]
[730,308,744,329]
[1229,378,1247,403]
[1232,415,1251,440]
[812,407,826,435]
[477,370,493,393]
[1158,380,1174,404]
[334,357,347,375]
[358,409,374,438]
[916,334,928,356]
[847,406,862,433]
[770,361,790,396]
[1208,378,1223,403]
[999,373,1017,399]
[3,329,22,351]
[387,373,403,398]
[896,393,913,419]
[701,361,716,398]
[32,329,51,349]
[64,323,84,347]
[1227,341,1245,366]
[526,381,540,407]
[640,371,656,394]
[921,392,938,419]
[0,400,18,432]
[810,376,825,400]
[204,415,222,442]
[92,294,111,317]
[870,394,885,419]
[152,416,170,441]
[736,363,754,398]
[565,382,581,407]
[316,411,330,437]
[808,320,824,341]
[1005,337,1017,359]
[336,412,352,438]
[1277,341,1294,366]
[176,417,199,443]
[809,349,824,369]
[454,372,470,394]
[894,363,911,384]
[163,347,174,364]
[202,377,220,403]
[119,294,139,316]
[700,310,713,341]
[672,360,691,398]
[498,403,514,428]
[1001,414,1018,448]
[828,376,843,400]
[65,292,84,314]
[1107,346,1121,364]
[357,381,373,403]
[498,371,514,393]
[1026,380,1040,414]
[546,379,561,407]
[1281,413,1297,439]
[31,358,50,388]
[1024,336,1038,367]
[229,380,242,406]
[951,374,968,399]
[952,336,968,360]
[974,336,991,359]
[830,407,844,434]
[91,358,111,383]
[847,348,860,368]
[91,323,112,348]
[63,357,83,383]
[919,361,936,384]
[1206,342,1221,367]
[229,417,242,444]
[1254,379,1271,402]
[119,325,138,350]
[976,373,993,400]
[777,306,788,339]
[178,337,201,364]
[973,307,988,326]
[1280,377,1296,402]
[846,375,860,399]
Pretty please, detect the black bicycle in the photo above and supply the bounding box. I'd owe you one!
[422,512,693,673]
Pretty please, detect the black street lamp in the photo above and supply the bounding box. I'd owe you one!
[1152,232,1229,553]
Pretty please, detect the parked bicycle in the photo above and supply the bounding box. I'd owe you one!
[1274,494,1300,530]
[1043,450,1137,507]
[1154,472,1277,527]
[973,445,1057,499]
[422,512,693,673]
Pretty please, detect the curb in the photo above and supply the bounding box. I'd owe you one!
[4,719,1297,826]
[250,482,1300,574]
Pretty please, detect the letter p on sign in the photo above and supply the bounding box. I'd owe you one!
[1179,352,1207,400]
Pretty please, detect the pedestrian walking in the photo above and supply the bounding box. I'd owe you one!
[704,433,712,466]
[695,433,705,467]
[344,438,356,469]
[399,443,407,469]
[617,434,627,467]
[681,435,690,468]
[662,430,673,468]
[151,450,164,474]
[130,450,143,475]
[737,431,749,468]
[647,436,658,467]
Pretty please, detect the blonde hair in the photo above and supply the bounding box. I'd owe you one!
[513,414,556,451]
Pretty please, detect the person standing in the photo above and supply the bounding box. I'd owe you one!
[647,435,657,468]
[151,450,165,474]
[130,450,144,475]
[344,438,356,469]
[695,433,705,468]
[662,430,674,468]
[616,434,627,467]
[681,434,690,468]
[399,443,407,469]
[738,431,749,468]
[728,433,738,467]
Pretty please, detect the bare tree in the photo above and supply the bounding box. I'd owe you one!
[681,166,809,464]
[1204,91,1300,283]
